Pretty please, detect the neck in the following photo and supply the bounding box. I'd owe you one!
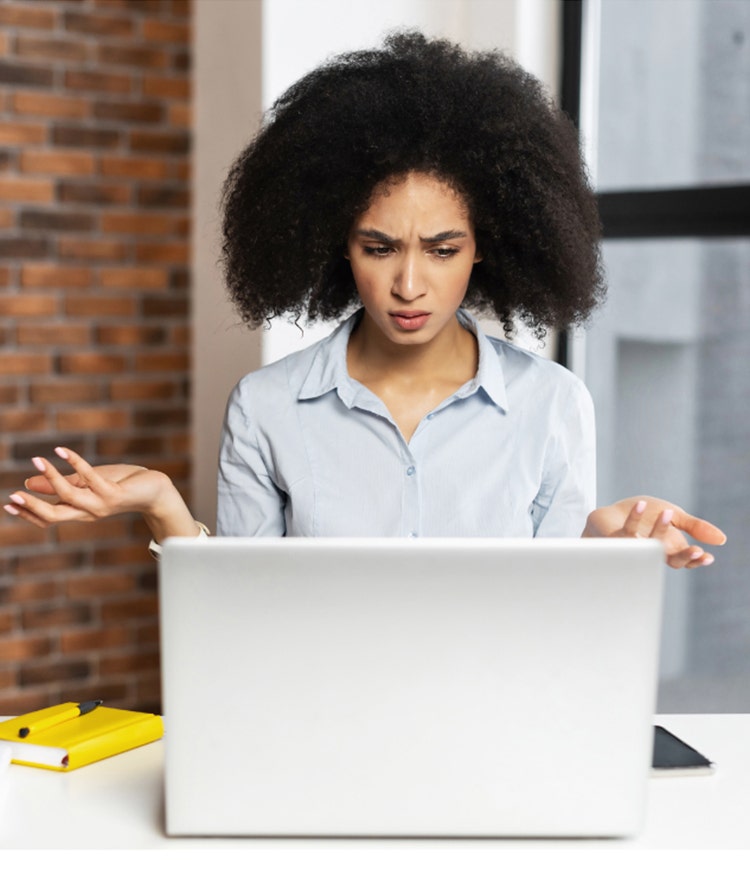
[347,311,477,385]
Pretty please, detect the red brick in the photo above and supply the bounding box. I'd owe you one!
[109,379,177,400]
[18,324,90,346]
[13,92,90,120]
[59,181,131,206]
[142,74,190,100]
[59,352,128,374]
[97,45,169,69]
[0,237,50,259]
[65,572,135,599]
[0,294,58,318]
[101,212,174,235]
[20,661,91,687]
[142,18,190,43]
[61,625,131,653]
[0,5,57,29]
[94,100,164,124]
[96,325,165,346]
[0,692,54,716]
[99,156,170,180]
[16,36,90,64]
[0,62,54,89]
[168,103,190,128]
[138,184,190,209]
[100,649,160,675]
[0,409,48,432]
[20,150,96,176]
[56,519,129,543]
[22,603,93,631]
[22,264,92,288]
[58,238,130,261]
[94,542,152,566]
[64,69,131,94]
[0,386,20,405]
[30,380,103,404]
[14,550,86,576]
[135,242,189,263]
[0,608,17,635]
[21,209,95,232]
[142,293,188,317]
[64,294,136,317]
[56,407,130,432]
[135,351,189,372]
[0,578,60,604]
[0,122,47,145]
[0,178,54,203]
[99,267,168,289]
[0,352,54,374]
[64,11,135,37]
[129,130,189,154]
[101,595,159,622]
[0,635,52,662]
[96,435,165,457]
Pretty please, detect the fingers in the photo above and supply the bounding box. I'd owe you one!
[667,545,715,570]
[648,507,674,541]
[28,448,105,510]
[670,509,727,547]
[4,447,100,528]
[619,499,648,536]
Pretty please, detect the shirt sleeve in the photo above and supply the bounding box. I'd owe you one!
[531,377,597,538]
[216,380,287,537]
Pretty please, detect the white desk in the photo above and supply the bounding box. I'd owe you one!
[1,714,748,851]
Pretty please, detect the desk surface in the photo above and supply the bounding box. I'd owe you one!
[1,714,749,850]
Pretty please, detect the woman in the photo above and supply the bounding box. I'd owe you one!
[4,32,725,566]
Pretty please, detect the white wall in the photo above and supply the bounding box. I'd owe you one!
[192,0,561,526]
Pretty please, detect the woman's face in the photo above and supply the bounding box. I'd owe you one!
[346,172,481,348]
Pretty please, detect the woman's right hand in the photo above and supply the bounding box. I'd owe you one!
[4,447,201,542]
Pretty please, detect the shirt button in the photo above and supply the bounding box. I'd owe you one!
[426,413,435,420]
[409,531,418,538]
[406,466,415,476]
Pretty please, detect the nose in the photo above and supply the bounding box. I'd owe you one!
[391,251,426,302]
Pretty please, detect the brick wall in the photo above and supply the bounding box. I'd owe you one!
[0,0,191,714]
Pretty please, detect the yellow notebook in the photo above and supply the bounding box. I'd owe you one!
[0,702,164,771]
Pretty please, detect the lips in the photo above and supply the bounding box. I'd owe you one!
[388,311,431,331]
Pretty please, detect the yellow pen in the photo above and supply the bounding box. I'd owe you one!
[17,700,103,738]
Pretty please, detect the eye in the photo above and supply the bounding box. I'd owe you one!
[430,246,460,259]
[362,245,394,257]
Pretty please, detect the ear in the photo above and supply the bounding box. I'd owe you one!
[473,251,483,264]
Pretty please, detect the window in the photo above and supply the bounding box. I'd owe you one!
[564,0,750,710]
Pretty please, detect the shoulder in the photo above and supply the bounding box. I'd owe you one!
[469,311,590,404]
[226,316,352,417]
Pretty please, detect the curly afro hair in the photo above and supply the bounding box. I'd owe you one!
[221,30,605,336]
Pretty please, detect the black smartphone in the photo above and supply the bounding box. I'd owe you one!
[652,725,714,776]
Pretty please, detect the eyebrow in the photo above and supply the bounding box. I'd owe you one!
[353,228,469,244]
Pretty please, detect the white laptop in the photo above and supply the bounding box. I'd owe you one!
[158,537,664,838]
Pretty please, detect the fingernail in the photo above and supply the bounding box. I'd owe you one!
[701,556,714,566]
[690,549,703,560]
[32,457,46,472]
[661,509,674,525]
[635,500,647,514]
[4,504,19,516]
[9,494,25,506]
[54,446,69,460]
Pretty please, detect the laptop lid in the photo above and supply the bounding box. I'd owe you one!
[159,537,664,838]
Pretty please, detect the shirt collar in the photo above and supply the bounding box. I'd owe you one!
[298,307,509,412]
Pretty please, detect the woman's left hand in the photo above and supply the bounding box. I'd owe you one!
[582,496,727,569]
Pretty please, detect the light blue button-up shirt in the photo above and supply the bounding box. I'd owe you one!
[217,310,596,538]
